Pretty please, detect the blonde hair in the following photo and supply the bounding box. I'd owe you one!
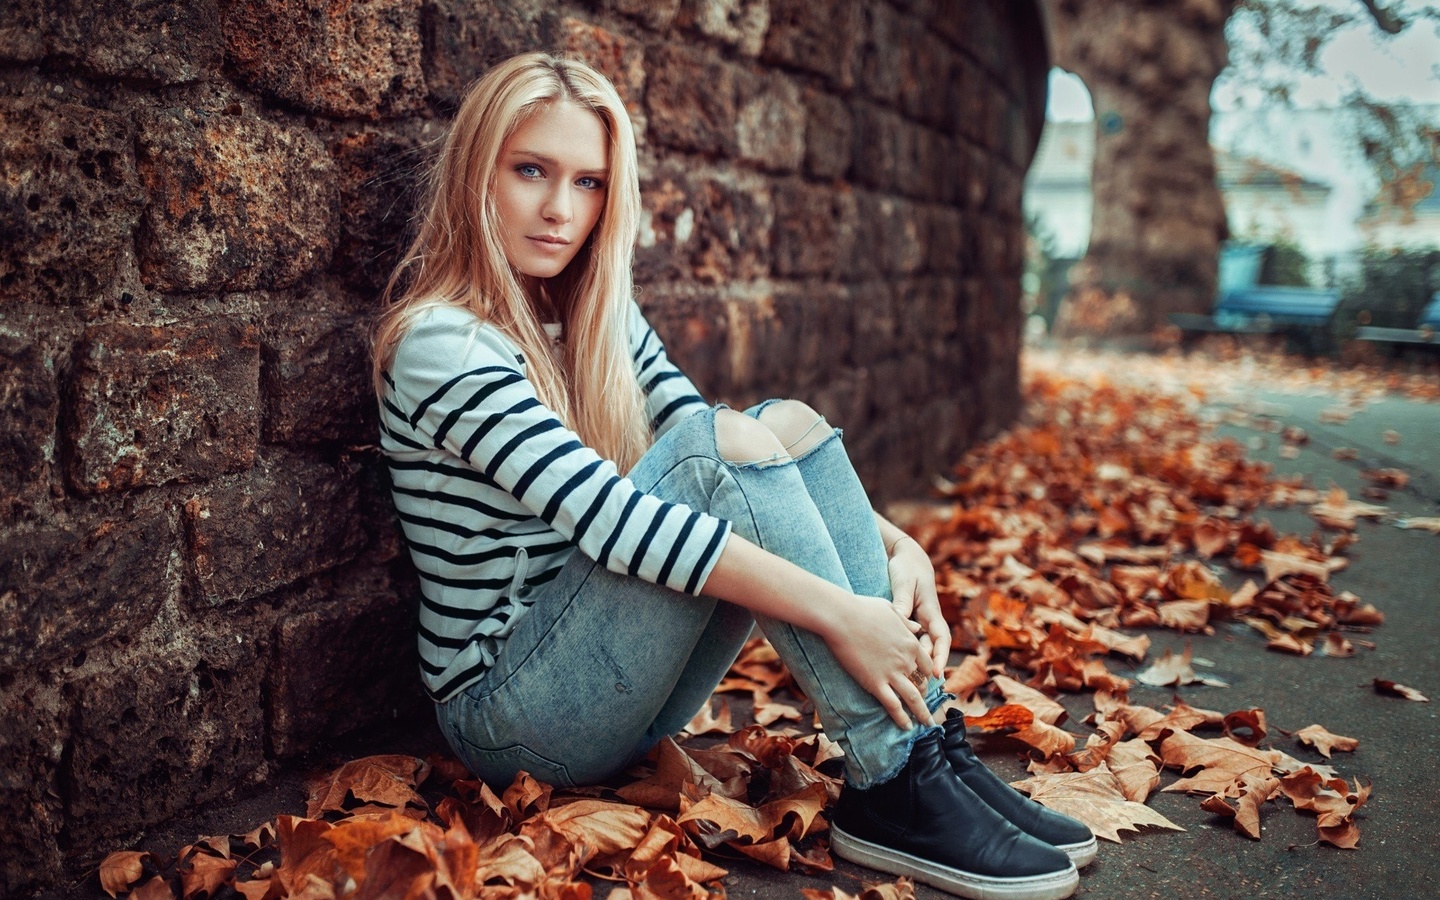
[372,52,651,472]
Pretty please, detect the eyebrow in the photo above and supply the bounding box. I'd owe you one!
[508,149,609,177]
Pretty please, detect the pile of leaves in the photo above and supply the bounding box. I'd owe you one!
[100,729,850,900]
[99,354,1430,899]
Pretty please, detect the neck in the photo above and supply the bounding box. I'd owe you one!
[524,280,563,323]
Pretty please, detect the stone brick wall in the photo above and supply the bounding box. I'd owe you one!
[0,0,1047,891]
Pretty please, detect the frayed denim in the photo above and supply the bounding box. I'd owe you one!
[436,403,941,790]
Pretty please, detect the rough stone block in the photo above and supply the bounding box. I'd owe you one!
[802,88,852,180]
[562,17,648,141]
[679,0,771,56]
[849,192,923,278]
[762,0,861,90]
[947,57,984,143]
[848,280,897,367]
[136,106,337,293]
[0,335,58,523]
[902,28,952,127]
[849,102,901,192]
[0,96,143,307]
[420,0,558,113]
[62,636,268,847]
[968,0,1005,76]
[856,1,903,105]
[64,318,260,494]
[894,119,934,200]
[936,135,964,207]
[636,287,731,400]
[645,43,738,157]
[268,569,423,756]
[717,289,785,395]
[329,124,430,293]
[0,0,222,84]
[771,179,857,278]
[262,308,374,444]
[805,367,869,431]
[184,449,365,608]
[605,0,682,30]
[963,142,993,212]
[926,206,965,275]
[222,0,425,119]
[637,160,772,284]
[927,0,972,49]
[767,282,849,381]
[0,509,175,671]
[0,694,67,896]
[736,72,805,174]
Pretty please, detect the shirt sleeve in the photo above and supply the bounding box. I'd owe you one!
[630,302,710,439]
[391,308,731,596]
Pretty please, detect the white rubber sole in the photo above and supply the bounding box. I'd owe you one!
[831,826,1080,900]
[1057,836,1097,869]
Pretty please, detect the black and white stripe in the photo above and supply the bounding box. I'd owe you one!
[380,302,726,701]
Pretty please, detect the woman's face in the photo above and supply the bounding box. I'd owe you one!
[493,101,610,283]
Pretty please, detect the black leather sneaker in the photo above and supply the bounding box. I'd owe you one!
[831,732,1078,900]
[943,709,1098,868]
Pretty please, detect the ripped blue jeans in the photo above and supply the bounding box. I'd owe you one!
[435,403,943,790]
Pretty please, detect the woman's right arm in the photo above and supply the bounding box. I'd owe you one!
[701,533,937,729]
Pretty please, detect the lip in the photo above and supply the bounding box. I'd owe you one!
[527,234,571,247]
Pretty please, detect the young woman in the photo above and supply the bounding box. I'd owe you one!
[372,52,1093,900]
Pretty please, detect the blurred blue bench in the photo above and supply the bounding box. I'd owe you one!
[1354,294,1440,346]
[1169,243,1340,348]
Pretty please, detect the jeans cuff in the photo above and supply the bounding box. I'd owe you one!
[926,682,955,714]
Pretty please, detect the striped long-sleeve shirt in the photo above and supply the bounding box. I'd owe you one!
[379,302,730,701]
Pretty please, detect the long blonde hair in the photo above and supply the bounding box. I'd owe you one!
[372,52,651,472]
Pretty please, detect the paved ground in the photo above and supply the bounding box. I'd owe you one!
[38,355,1440,900]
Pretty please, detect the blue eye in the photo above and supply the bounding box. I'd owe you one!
[517,164,542,178]
[577,176,605,190]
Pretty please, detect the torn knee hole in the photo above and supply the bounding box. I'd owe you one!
[715,408,789,465]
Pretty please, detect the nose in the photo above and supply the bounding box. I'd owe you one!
[541,184,573,224]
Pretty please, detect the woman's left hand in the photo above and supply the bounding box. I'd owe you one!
[887,537,951,678]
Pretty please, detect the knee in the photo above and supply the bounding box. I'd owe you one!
[715,408,789,464]
[757,399,829,456]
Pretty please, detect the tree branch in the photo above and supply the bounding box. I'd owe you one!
[1357,0,1407,33]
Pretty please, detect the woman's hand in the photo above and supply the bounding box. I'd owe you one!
[821,593,936,729]
[886,537,951,679]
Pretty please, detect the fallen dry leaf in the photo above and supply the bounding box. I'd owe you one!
[1104,739,1163,803]
[1309,486,1388,531]
[1011,764,1185,842]
[178,851,237,900]
[1199,773,1279,840]
[1136,644,1229,688]
[99,850,151,898]
[1221,709,1267,748]
[683,698,735,736]
[1295,725,1360,759]
[305,756,429,819]
[1373,678,1429,702]
[1320,633,1356,658]
[1277,767,1371,848]
[1394,516,1440,533]
[803,876,917,900]
[1159,731,1279,795]
[131,876,176,900]
[990,675,1068,726]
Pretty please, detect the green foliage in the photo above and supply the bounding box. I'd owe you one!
[1024,213,1075,326]
[1260,238,1312,287]
[1336,246,1440,330]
